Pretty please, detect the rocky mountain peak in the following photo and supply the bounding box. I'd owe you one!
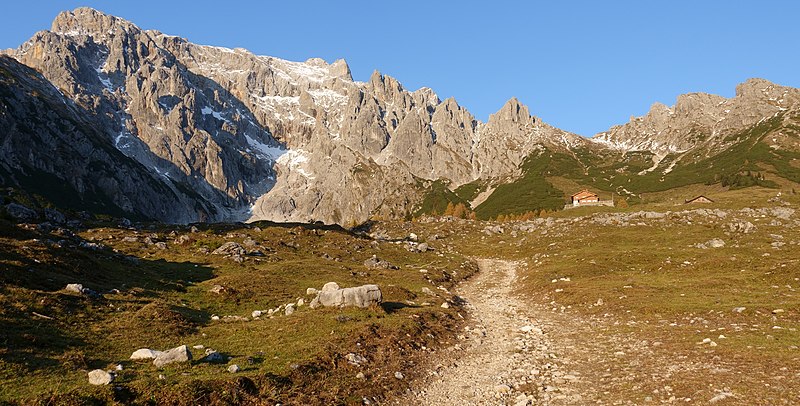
[51,7,135,38]
[489,97,533,125]
[329,58,352,81]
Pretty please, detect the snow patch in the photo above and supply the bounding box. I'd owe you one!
[276,149,314,179]
[201,106,230,123]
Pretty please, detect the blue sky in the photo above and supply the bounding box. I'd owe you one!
[2,1,798,136]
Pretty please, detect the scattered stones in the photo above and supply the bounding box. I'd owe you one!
[363,255,398,270]
[345,353,368,366]
[153,345,192,368]
[726,221,756,234]
[695,238,725,249]
[87,369,114,385]
[212,242,245,256]
[130,348,163,360]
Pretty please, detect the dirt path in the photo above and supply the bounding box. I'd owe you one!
[397,259,585,406]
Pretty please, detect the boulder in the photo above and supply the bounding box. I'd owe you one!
[317,284,382,308]
[5,203,38,222]
[130,348,163,360]
[153,345,192,368]
[88,369,114,385]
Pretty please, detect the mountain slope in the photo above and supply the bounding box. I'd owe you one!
[2,7,594,224]
[2,7,800,224]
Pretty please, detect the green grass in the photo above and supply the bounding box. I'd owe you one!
[474,152,567,219]
[0,219,476,404]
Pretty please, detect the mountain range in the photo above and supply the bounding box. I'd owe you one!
[2,7,799,225]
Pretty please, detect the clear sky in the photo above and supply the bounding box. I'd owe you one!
[2,1,798,136]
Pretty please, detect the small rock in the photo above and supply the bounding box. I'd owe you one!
[251,310,262,318]
[441,302,450,309]
[88,369,114,385]
[306,287,319,296]
[209,285,226,294]
[227,364,240,373]
[203,349,225,363]
[285,304,295,316]
[494,384,512,393]
[297,298,305,307]
[130,348,163,360]
[772,309,785,314]
[732,307,746,313]
[394,371,404,380]
[64,283,84,294]
[356,372,365,379]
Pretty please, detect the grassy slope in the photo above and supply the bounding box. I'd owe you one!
[426,184,800,403]
[0,220,476,404]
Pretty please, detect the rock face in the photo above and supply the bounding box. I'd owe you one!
[590,79,800,173]
[0,56,204,222]
[153,345,192,368]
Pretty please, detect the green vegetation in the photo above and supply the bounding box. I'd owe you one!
[412,179,471,217]
[474,153,568,220]
[0,219,476,404]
